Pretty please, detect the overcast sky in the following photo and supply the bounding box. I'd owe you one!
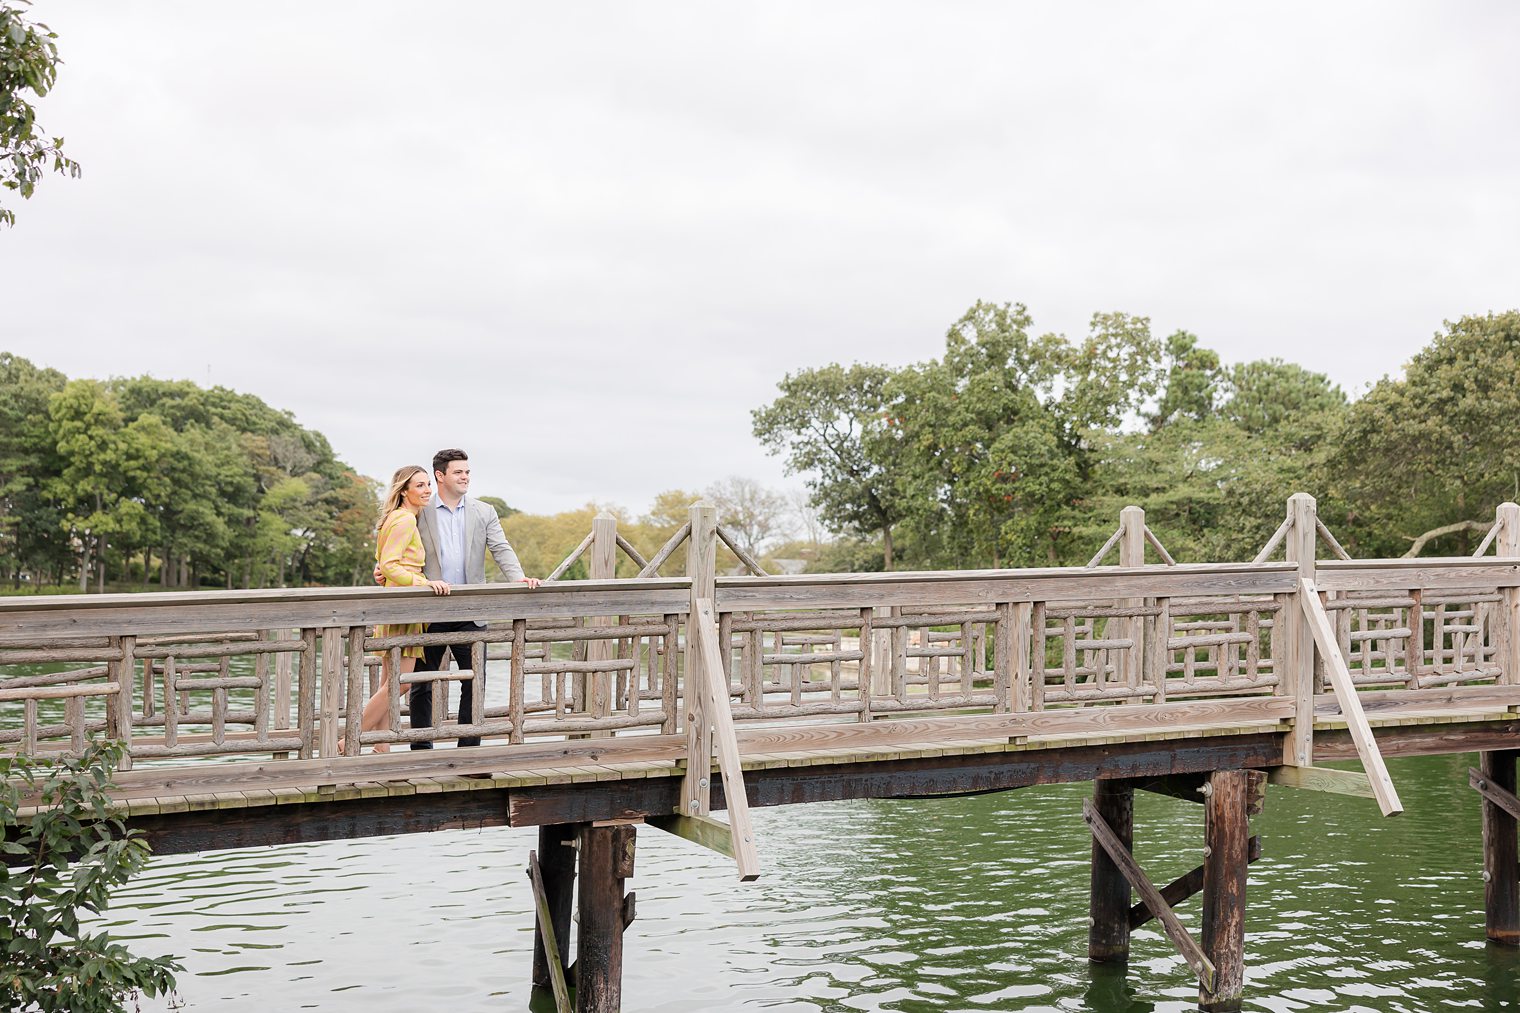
[3,3,1517,516]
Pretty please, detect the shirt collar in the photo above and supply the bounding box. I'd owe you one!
[434,495,467,515]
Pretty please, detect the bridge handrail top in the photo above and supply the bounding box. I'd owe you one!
[0,577,694,614]
[717,561,1298,588]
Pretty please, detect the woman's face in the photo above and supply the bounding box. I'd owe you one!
[403,472,433,509]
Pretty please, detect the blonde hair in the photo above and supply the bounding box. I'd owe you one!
[378,465,427,533]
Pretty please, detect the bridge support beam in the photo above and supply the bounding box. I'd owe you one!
[532,823,579,994]
[1089,778,1133,963]
[1479,750,1520,946]
[575,821,637,1013]
[1199,770,1250,1012]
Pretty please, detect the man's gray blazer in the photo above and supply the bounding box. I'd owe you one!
[416,498,526,585]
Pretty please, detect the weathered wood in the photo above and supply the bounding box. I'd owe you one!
[1301,580,1403,815]
[647,813,737,859]
[715,564,1300,613]
[1200,769,1250,1011]
[320,628,342,759]
[636,522,690,579]
[1282,494,1317,768]
[717,525,769,577]
[531,823,577,1004]
[1082,797,1215,991]
[576,822,634,1013]
[0,579,693,644]
[682,502,717,817]
[1268,764,1376,799]
[1476,752,1520,945]
[692,599,761,880]
[1499,504,1520,687]
[1315,557,1520,592]
[1088,779,1133,962]
[1130,836,1261,929]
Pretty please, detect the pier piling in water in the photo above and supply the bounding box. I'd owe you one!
[1199,769,1250,1012]
[575,822,637,1013]
[532,823,579,994]
[1479,750,1520,946]
[1089,778,1134,963]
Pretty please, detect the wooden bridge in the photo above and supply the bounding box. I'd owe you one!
[5,495,1520,1011]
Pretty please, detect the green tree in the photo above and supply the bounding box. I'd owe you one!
[752,363,909,568]
[0,352,68,584]
[0,740,180,1010]
[1333,312,1520,556]
[0,1,80,228]
[887,304,1161,567]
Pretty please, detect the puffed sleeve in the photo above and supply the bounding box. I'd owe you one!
[377,511,424,586]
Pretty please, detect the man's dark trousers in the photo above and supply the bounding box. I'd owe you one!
[409,620,483,748]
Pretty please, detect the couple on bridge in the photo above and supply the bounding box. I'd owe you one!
[348,448,541,752]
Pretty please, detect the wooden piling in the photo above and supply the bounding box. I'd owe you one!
[576,822,636,1013]
[1199,769,1250,1012]
[1480,750,1520,945]
[1089,778,1133,962]
[533,823,579,992]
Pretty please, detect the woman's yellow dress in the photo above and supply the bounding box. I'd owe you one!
[375,508,428,659]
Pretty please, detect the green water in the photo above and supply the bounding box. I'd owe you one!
[101,751,1516,1012]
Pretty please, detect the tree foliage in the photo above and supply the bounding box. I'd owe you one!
[0,354,377,590]
[0,1,80,228]
[0,740,180,1011]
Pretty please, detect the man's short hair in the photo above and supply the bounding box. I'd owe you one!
[433,448,469,476]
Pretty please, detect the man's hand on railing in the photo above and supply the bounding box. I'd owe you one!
[424,580,451,595]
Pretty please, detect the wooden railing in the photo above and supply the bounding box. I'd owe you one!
[2,497,1518,813]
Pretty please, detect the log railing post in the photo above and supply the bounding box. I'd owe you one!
[1282,494,1317,767]
[319,626,343,758]
[588,512,619,726]
[1498,503,1520,686]
[682,502,717,815]
[1119,506,1146,686]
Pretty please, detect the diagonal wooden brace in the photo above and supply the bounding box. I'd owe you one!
[690,598,761,881]
[1129,837,1261,930]
[1299,579,1403,816]
[1471,766,1520,821]
[1083,798,1216,992]
[526,850,572,1013]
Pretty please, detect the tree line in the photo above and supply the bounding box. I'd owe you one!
[753,304,1520,569]
[0,353,377,591]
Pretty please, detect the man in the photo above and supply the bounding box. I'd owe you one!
[393,448,540,748]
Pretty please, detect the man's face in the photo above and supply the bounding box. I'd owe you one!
[436,460,470,498]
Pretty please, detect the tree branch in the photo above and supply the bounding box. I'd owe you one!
[1402,519,1490,557]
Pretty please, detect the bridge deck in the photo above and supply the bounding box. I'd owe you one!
[23,689,1515,856]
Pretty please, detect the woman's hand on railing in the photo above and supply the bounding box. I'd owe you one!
[424,580,451,595]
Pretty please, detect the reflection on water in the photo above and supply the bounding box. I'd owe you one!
[109,753,1509,1011]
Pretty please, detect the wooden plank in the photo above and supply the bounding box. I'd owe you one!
[1301,580,1403,816]
[1082,797,1216,991]
[320,628,342,759]
[0,580,693,644]
[682,503,717,817]
[527,850,573,1013]
[692,598,761,880]
[1130,836,1261,929]
[647,813,737,859]
[1316,558,1520,592]
[716,564,1298,613]
[1268,764,1375,799]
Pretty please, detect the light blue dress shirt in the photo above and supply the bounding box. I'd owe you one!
[432,497,469,586]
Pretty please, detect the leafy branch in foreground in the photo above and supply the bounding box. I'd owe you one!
[1,0,82,228]
[0,740,180,1012]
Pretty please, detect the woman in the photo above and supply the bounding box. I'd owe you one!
[345,465,450,753]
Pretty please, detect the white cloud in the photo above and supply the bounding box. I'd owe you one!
[3,1,1517,512]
